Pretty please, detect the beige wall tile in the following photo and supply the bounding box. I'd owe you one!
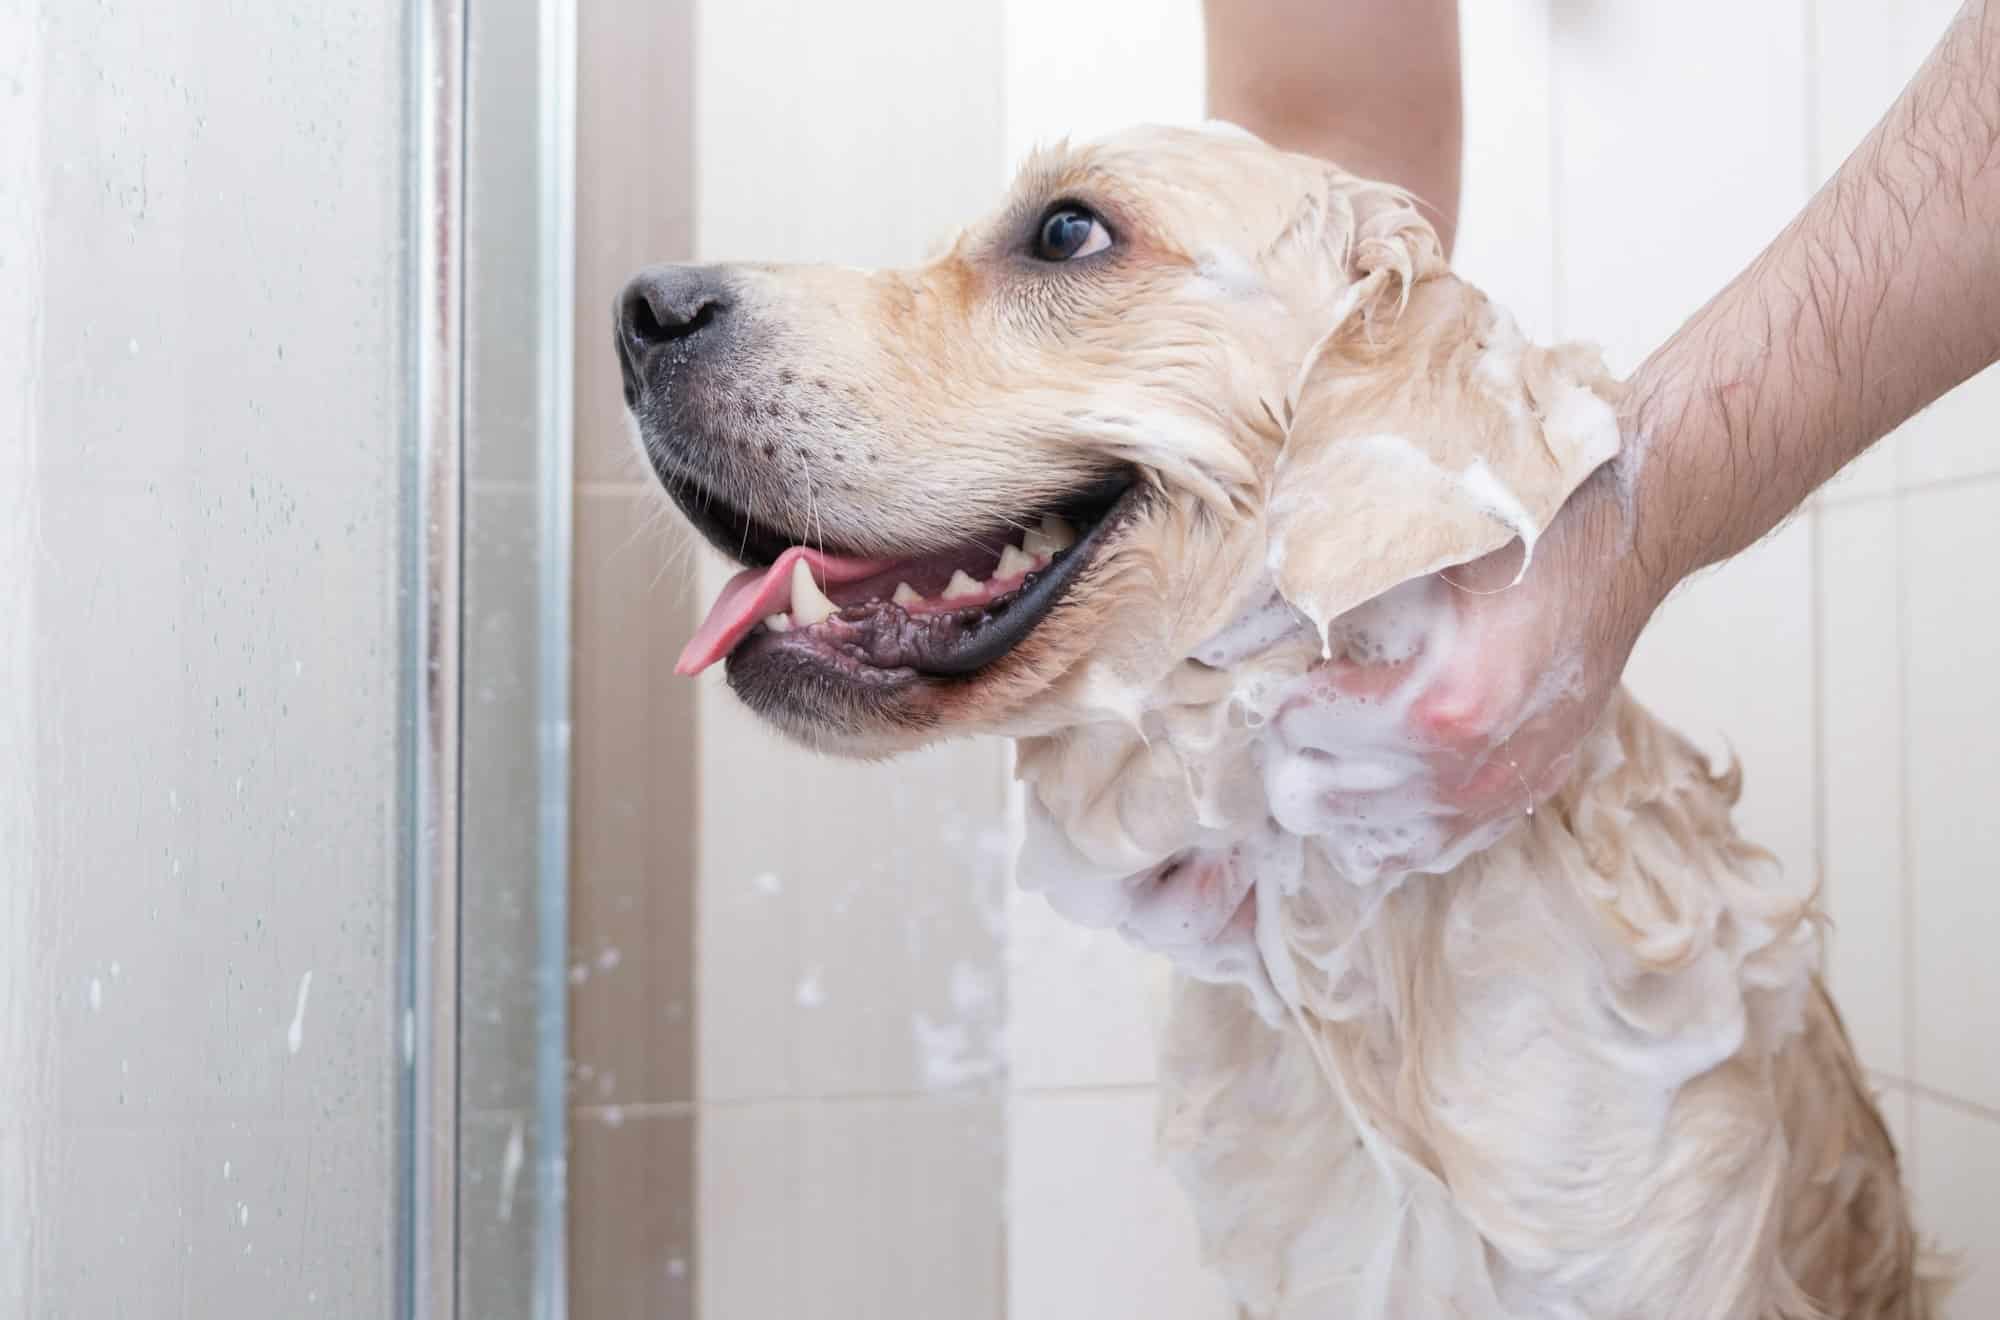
[1912,1095,2000,1318]
[1902,481,2000,1110]
[1625,516,1820,890]
[570,490,699,1107]
[699,1098,1004,1319]
[576,0,694,486]
[571,1108,697,1320]
[1818,500,1907,1076]
[1550,0,1808,367]
[1008,1090,1236,1319]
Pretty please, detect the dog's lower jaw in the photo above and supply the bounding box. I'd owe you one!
[1147,692,1938,1320]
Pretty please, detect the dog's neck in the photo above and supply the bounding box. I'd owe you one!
[1011,616,1839,1315]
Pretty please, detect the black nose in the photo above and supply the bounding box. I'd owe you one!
[616,266,730,400]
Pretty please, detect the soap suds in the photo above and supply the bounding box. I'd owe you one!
[1456,458,1540,576]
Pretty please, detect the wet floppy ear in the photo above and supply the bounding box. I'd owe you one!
[1266,233,1623,647]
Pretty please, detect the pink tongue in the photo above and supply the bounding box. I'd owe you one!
[675,545,900,675]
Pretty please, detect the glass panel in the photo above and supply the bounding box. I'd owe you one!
[458,1,573,1317]
[2,2,416,1314]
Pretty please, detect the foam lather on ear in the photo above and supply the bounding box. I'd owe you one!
[1267,275,1622,653]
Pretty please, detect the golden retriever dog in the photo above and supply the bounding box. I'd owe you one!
[617,124,1941,1318]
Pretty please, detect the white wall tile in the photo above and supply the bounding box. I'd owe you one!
[1812,0,1964,185]
[1899,365,2000,493]
[1008,1090,1236,1320]
[1006,885,1169,1091]
[1819,436,1904,506]
[696,710,1010,1100]
[1912,1095,2000,1319]
[697,0,1008,265]
[1818,500,1907,1076]
[701,1098,1005,1319]
[1455,0,1556,341]
[1625,516,1820,892]
[1550,0,1810,370]
[1002,0,1205,170]
[1875,1079,1915,1171]
[1902,481,2000,1110]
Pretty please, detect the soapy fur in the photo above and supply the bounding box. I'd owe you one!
[634,125,1940,1318]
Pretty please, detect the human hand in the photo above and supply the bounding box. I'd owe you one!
[1266,469,1667,880]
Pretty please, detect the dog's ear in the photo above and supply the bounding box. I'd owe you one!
[1265,197,1622,646]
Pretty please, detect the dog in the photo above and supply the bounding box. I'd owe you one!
[618,124,1941,1318]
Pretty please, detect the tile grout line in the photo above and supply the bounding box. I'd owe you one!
[1808,504,1827,981]
[1817,464,2000,510]
[1893,491,1919,1160]
[678,1081,1160,1110]
[1544,1,1565,343]
[1864,1073,2000,1126]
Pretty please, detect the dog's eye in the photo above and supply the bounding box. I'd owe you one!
[1033,205,1111,262]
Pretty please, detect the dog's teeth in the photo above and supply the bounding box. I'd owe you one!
[996,545,1036,580]
[942,569,982,600]
[1021,528,1059,558]
[892,582,922,607]
[764,612,793,633]
[1039,515,1078,552]
[789,559,838,625]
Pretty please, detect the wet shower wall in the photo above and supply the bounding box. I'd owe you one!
[2,4,412,1313]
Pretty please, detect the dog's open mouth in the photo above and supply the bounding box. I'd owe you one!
[674,476,1138,680]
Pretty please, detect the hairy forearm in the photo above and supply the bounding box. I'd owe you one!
[1622,1,2000,591]
[1204,0,1463,252]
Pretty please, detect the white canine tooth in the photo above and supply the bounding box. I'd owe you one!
[942,569,982,600]
[763,612,793,633]
[788,559,838,626]
[1021,528,1058,559]
[996,545,1036,580]
[1038,515,1078,551]
[892,582,923,607]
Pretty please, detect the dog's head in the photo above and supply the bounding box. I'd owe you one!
[620,124,1617,757]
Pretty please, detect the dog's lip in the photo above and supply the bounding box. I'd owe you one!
[719,480,1144,683]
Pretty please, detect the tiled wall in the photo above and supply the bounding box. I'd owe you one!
[688,4,1014,1317]
[573,0,1999,1315]
[565,0,702,1315]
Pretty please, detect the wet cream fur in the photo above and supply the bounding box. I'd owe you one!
[668,125,1940,1318]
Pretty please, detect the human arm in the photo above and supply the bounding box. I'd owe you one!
[1204,0,1464,253]
[1323,1,2000,859]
